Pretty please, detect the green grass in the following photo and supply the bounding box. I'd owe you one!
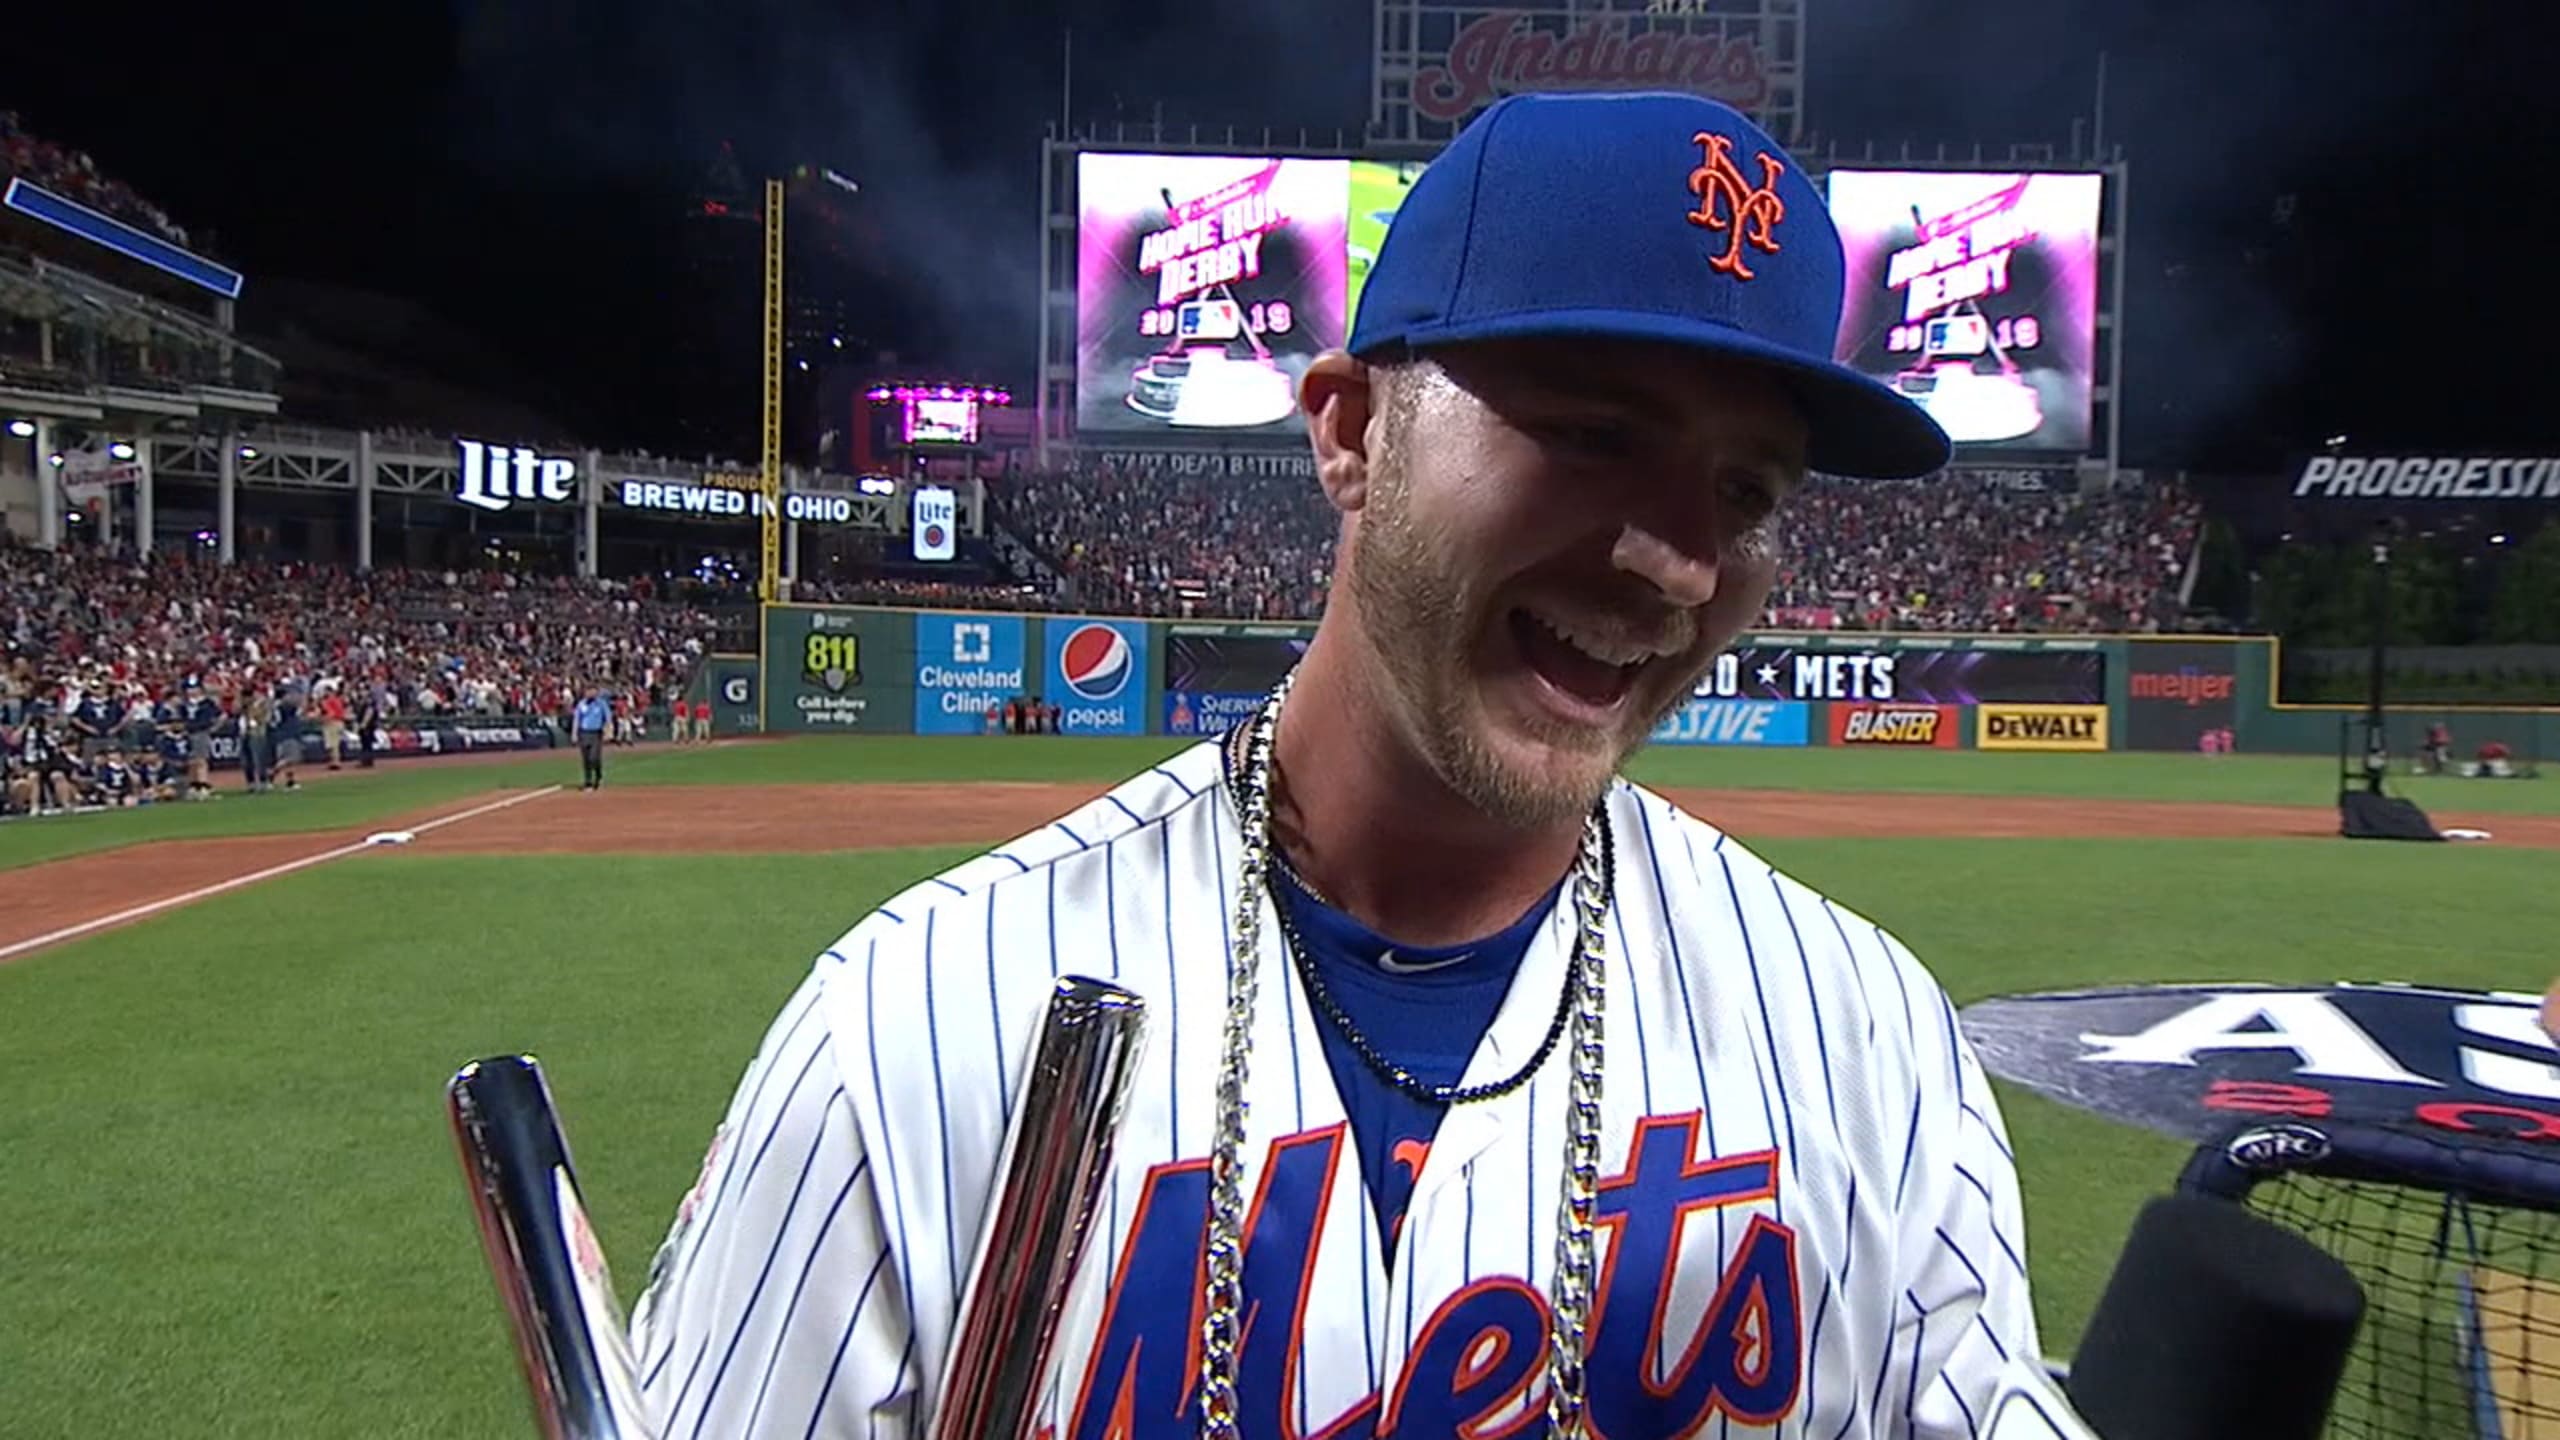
[624,733,1190,786]
[0,849,978,1440]
[5,824,2556,1436]
[0,753,575,871]
[1625,746,2560,815]
[555,734,2560,815]
[9,738,2550,877]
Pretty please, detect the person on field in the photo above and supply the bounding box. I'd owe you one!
[573,686,611,791]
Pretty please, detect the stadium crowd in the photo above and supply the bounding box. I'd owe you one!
[1,538,714,815]
[994,459,1335,621]
[1764,471,2202,632]
[1,457,2199,817]
[972,460,2198,632]
[0,111,198,251]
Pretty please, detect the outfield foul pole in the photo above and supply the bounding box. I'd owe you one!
[760,177,785,605]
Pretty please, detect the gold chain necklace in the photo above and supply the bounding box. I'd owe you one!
[1199,671,1613,1438]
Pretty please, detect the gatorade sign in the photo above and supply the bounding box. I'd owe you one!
[1978,704,2109,752]
[1047,619,1150,735]
[1830,704,1958,748]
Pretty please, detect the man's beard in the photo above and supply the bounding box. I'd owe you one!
[1346,460,1698,832]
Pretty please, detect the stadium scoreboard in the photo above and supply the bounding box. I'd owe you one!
[1054,148,2110,461]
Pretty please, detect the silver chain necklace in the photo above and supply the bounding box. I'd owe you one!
[1201,671,1613,1439]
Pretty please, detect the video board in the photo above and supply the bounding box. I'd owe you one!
[1075,154,1425,438]
[1826,170,2104,454]
[904,396,979,445]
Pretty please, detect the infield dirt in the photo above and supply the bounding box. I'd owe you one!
[7,781,2557,962]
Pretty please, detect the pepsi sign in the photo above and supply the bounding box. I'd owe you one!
[1046,619,1150,735]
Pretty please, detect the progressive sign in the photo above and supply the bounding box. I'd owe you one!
[2292,454,2560,502]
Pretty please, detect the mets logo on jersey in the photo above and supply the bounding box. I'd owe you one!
[1685,131,1787,281]
[1065,1113,1803,1437]
[1059,624,1135,701]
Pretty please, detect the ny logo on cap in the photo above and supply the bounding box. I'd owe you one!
[1684,131,1787,280]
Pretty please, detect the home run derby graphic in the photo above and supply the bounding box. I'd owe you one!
[1827,170,2104,452]
[1076,154,1351,436]
[1047,619,1151,734]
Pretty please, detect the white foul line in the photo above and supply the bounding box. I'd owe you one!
[0,784,564,964]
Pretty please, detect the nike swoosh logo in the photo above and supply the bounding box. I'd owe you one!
[1376,950,1472,975]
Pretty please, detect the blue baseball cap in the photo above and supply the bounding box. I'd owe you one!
[1348,91,1950,480]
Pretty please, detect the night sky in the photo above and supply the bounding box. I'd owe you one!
[10,0,2551,468]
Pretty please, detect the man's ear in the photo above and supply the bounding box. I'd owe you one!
[1300,350,1375,512]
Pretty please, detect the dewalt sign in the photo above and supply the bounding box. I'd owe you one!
[1977,704,2109,752]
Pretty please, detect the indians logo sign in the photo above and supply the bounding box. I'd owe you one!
[1059,624,1135,702]
[1686,131,1786,279]
[1410,12,1772,125]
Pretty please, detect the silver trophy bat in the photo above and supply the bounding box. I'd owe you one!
[448,974,1150,1440]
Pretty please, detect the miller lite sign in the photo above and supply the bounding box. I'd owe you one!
[911,484,957,561]
[456,438,579,513]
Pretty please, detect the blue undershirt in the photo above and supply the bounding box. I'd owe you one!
[1272,864,1562,1260]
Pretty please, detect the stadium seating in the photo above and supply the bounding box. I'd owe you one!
[0,111,195,249]
[980,459,2198,632]
[0,537,715,738]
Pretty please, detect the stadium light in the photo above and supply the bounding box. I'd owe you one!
[108,441,136,460]
[239,446,259,460]
[47,452,63,467]
[6,419,32,438]
[869,383,1013,407]
[2491,533,2510,546]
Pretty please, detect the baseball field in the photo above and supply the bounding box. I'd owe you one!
[5,736,2557,1437]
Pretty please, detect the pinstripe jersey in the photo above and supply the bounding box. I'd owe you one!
[628,738,2038,1439]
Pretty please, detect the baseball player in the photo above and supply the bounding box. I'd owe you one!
[630,93,2035,1438]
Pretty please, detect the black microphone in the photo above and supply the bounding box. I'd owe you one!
[2063,1192,2367,1440]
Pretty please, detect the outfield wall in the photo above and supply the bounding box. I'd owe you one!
[752,607,2559,759]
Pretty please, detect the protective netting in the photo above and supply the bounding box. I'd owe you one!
[2244,1169,2560,1438]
